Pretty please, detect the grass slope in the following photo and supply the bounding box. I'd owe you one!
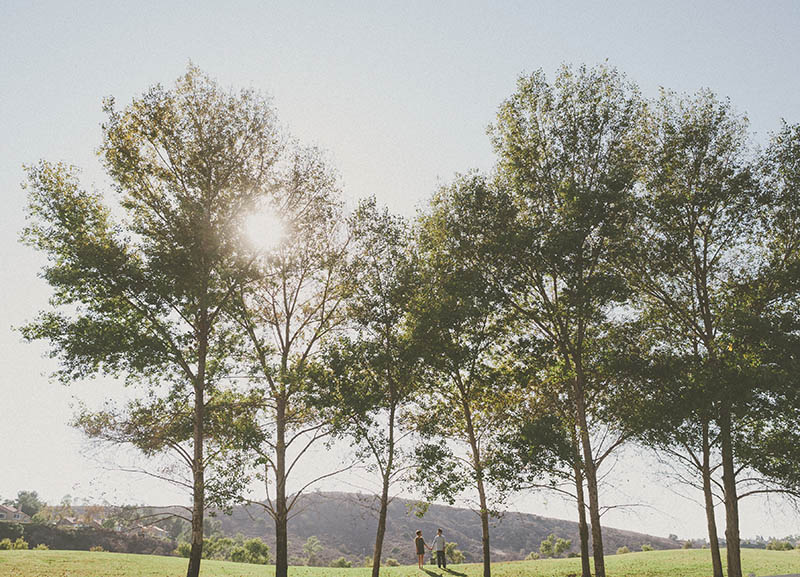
[1,549,799,577]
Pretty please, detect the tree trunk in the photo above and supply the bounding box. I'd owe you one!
[719,406,742,577]
[372,480,390,577]
[274,395,289,577]
[371,404,396,577]
[477,479,491,577]
[463,396,491,577]
[186,323,207,577]
[186,383,205,577]
[573,431,592,577]
[701,420,724,577]
[574,374,605,577]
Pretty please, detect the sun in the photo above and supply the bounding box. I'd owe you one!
[243,204,286,252]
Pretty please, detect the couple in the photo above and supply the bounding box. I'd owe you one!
[414,528,447,570]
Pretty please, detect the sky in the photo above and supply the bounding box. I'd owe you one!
[2,0,800,541]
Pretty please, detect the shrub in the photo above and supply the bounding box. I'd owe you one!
[175,542,191,558]
[363,556,373,567]
[617,546,630,555]
[526,551,540,560]
[539,533,555,557]
[641,544,653,552]
[766,540,794,551]
[682,541,693,549]
[13,538,28,550]
[385,558,400,566]
[89,546,104,552]
[34,544,49,550]
[445,542,465,564]
[0,539,12,550]
[554,537,572,557]
[330,557,352,568]
[242,538,270,564]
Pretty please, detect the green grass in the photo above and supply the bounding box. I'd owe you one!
[1,548,799,577]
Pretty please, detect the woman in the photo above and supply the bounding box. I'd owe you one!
[414,529,431,569]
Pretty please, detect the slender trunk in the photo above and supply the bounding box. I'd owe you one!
[463,398,491,577]
[572,428,591,577]
[372,403,396,577]
[719,405,741,577]
[574,373,605,577]
[477,483,491,577]
[701,419,724,577]
[186,379,205,577]
[186,321,208,577]
[274,394,289,577]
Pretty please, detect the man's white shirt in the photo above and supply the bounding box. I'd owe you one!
[431,535,446,551]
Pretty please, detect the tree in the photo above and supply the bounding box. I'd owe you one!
[445,542,466,564]
[14,491,44,517]
[320,198,421,576]
[303,535,323,566]
[20,66,282,577]
[539,533,555,558]
[229,147,351,577]
[487,64,647,577]
[410,175,521,577]
[621,89,759,577]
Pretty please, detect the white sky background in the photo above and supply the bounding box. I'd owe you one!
[2,0,800,541]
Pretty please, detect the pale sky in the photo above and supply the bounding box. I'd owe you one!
[2,0,800,541]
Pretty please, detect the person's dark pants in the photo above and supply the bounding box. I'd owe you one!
[436,550,446,568]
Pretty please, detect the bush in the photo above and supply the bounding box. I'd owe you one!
[385,558,400,566]
[766,540,794,551]
[175,542,191,557]
[0,539,12,550]
[330,556,352,568]
[445,542,465,564]
[0,524,23,540]
[12,538,28,550]
[617,546,630,555]
[682,541,693,549]
[539,533,555,557]
[526,551,540,560]
[641,544,653,552]
[89,545,104,552]
[34,544,49,550]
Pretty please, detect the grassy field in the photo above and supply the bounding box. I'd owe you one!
[1,548,799,577]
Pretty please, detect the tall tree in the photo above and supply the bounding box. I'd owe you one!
[20,66,282,577]
[229,147,351,577]
[320,198,421,576]
[487,64,646,577]
[623,89,758,577]
[410,174,520,577]
[730,121,800,509]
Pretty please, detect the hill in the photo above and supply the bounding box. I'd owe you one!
[202,492,679,566]
[3,548,800,577]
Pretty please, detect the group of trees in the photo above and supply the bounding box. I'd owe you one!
[20,64,800,577]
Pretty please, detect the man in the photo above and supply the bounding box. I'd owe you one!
[431,528,447,569]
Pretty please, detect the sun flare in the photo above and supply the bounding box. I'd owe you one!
[244,205,286,252]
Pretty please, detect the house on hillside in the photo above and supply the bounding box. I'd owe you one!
[56,516,78,528]
[127,524,171,540]
[0,505,31,523]
[55,517,105,529]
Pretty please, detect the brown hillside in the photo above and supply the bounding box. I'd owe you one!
[207,492,679,566]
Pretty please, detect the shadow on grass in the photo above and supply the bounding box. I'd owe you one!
[422,569,467,577]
